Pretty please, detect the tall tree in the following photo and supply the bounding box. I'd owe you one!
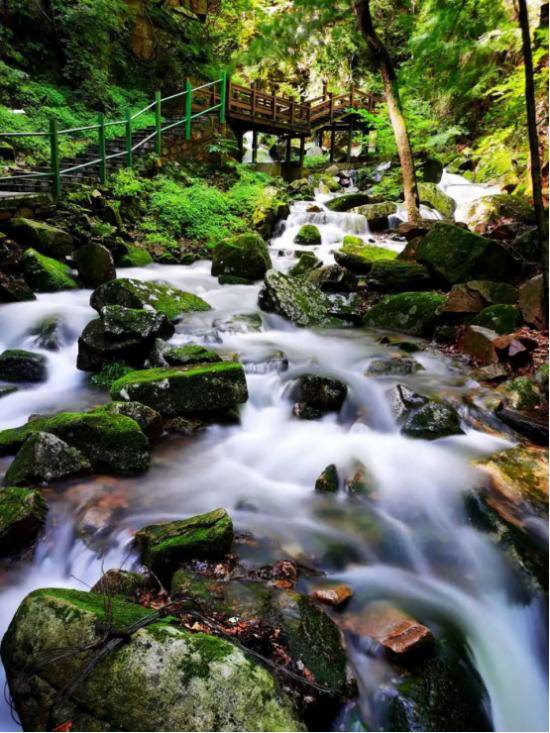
[516,0,548,295]
[353,0,420,223]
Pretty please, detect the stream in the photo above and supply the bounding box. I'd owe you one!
[0,180,547,732]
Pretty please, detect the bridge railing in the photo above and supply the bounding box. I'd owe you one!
[0,72,227,198]
[227,82,311,132]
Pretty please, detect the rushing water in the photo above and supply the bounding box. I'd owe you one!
[0,186,547,732]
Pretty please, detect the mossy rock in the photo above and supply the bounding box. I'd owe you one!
[367,260,432,293]
[307,264,356,293]
[0,349,47,383]
[402,401,464,440]
[0,272,36,303]
[22,248,77,292]
[315,464,339,493]
[77,318,158,372]
[465,194,536,233]
[99,402,163,441]
[101,305,174,341]
[417,182,456,219]
[294,224,321,245]
[211,233,271,281]
[334,237,397,274]
[353,201,397,230]
[3,432,91,487]
[110,362,248,417]
[8,218,73,258]
[365,357,423,377]
[258,270,332,327]
[0,410,149,474]
[472,304,519,335]
[417,223,514,285]
[534,364,549,401]
[1,588,302,732]
[135,507,234,578]
[161,344,222,367]
[293,374,347,411]
[497,377,541,411]
[118,244,154,267]
[466,280,518,305]
[363,292,445,337]
[75,243,116,288]
[325,193,371,212]
[289,251,322,278]
[0,487,47,556]
[90,278,210,322]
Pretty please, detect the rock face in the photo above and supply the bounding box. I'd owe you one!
[22,248,77,292]
[0,487,47,555]
[1,588,302,732]
[211,233,271,282]
[353,202,397,230]
[363,292,445,337]
[367,260,432,293]
[8,218,73,258]
[75,242,116,287]
[334,237,397,274]
[325,193,371,212]
[0,410,150,474]
[294,224,322,245]
[136,508,234,578]
[417,182,455,218]
[402,401,463,440]
[3,432,91,486]
[110,362,248,417]
[258,270,331,327]
[90,278,210,321]
[416,223,514,285]
[0,349,47,383]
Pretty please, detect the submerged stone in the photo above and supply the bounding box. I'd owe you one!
[0,487,47,556]
[0,349,47,383]
[211,232,272,281]
[258,270,332,327]
[3,432,91,486]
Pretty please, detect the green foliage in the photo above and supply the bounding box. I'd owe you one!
[90,362,133,391]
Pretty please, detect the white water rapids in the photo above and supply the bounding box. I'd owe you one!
[0,183,547,732]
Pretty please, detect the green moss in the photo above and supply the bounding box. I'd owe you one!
[259,270,333,327]
[9,218,73,258]
[111,361,241,390]
[325,193,371,212]
[472,304,519,335]
[315,464,339,493]
[118,245,153,267]
[0,487,47,554]
[90,361,133,391]
[211,232,271,281]
[498,376,541,410]
[417,182,456,218]
[22,248,77,292]
[162,344,222,366]
[368,260,432,292]
[294,224,321,245]
[335,238,397,274]
[363,291,445,337]
[289,251,322,278]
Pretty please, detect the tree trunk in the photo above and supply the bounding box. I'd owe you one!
[517,0,548,303]
[353,0,420,223]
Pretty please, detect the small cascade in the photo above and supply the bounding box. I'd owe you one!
[438,169,501,223]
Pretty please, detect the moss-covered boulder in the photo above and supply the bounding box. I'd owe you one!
[293,374,348,413]
[3,432,91,486]
[22,248,77,292]
[334,237,397,274]
[0,410,149,474]
[0,272,36,303]
[110,362,248,417]
[363,292,445,337]
[161,344,222,367]
[8,218,73,258]
[416,223,514,285]
[0,487,47,555]
[307,264,356,293]
[101,305,174,341]
[325,193,371,212]
[1,588,302,732]
[353,202,397,230]
[472,304,519,335]
[118,244,154,267]
[77,318,158,372]
[367,260,433,293]
[0,349,47,383]
[402,401,463,440]
[90,278,210,321]
[315,464,339,493]
[136,508,233,578]
[99,402,163,441]
[74,242,116,288]
[442,280,518,314]
[417,182,456,219]
[464,193,536,234]
[289,251,322,278]
[258,270,331,327]
[211,233,272,282]
[365,357,423,377]
[294,224,322,245]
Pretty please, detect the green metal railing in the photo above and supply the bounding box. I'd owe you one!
[0,71,227,199]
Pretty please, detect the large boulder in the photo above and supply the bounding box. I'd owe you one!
[334,236,397,274]
[0,410,150,474]
[211,233,271,282]
[402,401,464,440]
[325,193,371,212]
[77,318,158,372]
[519,274,545,328]
[0,272,36,303]
[307,264,356,293]
[294,224,321,245]
[22,248,77,292]
[0,349,47,383]
[90,278,210,321]
[258,270,332,327]
[101,305,174,341]
[471,304,519,335]
[136,508,234,578]
[292,374,347,414]
[8,218,73,258]
[463,193,535,234]
[363,292,445,337]
[0,487,47,555]
[3,432,91,486]
[110,362,248,417]
[367,260,432,293]
[352,202,397,230]
[442,280,518,315]
[75,243,116,287]
[416,223,514,285]
[417,182,455,219]
[1,588,301,732]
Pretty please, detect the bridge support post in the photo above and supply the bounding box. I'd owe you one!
[285,136,292,164]
[329,126,336,163]
[299,136,305,168]
[252,130,258,164]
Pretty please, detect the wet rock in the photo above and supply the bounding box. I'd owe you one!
[22,248,77,292]
[258,270,332,327]
[497,376,541,410]
[91,569,154,599]
[310,584,352,607]
[100,401,163,442]
[417,182,455,219]
[353,202,397,230]
[90,277,210,321]
[315,464,339,493]
[8,217,73,258]
[3,432,91,486]
[1,588,301,732]
[294,224,321,245]
[307,264,356,293]
[0,349,47,383]
[367,260,433,293]
[213,312,263,334]
[325,193,371,212]
[75,242,116,287]
[110,362,248,418]
[416,223,514,285]
[345,465,375,496]
[460,325,500,365]
[0,410,150,474]
[402,401,464,440]
[289,251,322,278]
[472,304,519,335]
[0,272,36,303]
[77,318,156,372]
[334,236,397,274]
[101,304,174,341]
[519,274,544,328]
[28,315,68,351]
[0,487,47,556]
[136,507,234,578]
[160,343,222,367]
[363,292,445,337]
[365,357,423,377]
[292,403,324,420]
[293,374,347,412]
[388,384,428,420]
[419,157,443,183]
[211,232,271,282]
